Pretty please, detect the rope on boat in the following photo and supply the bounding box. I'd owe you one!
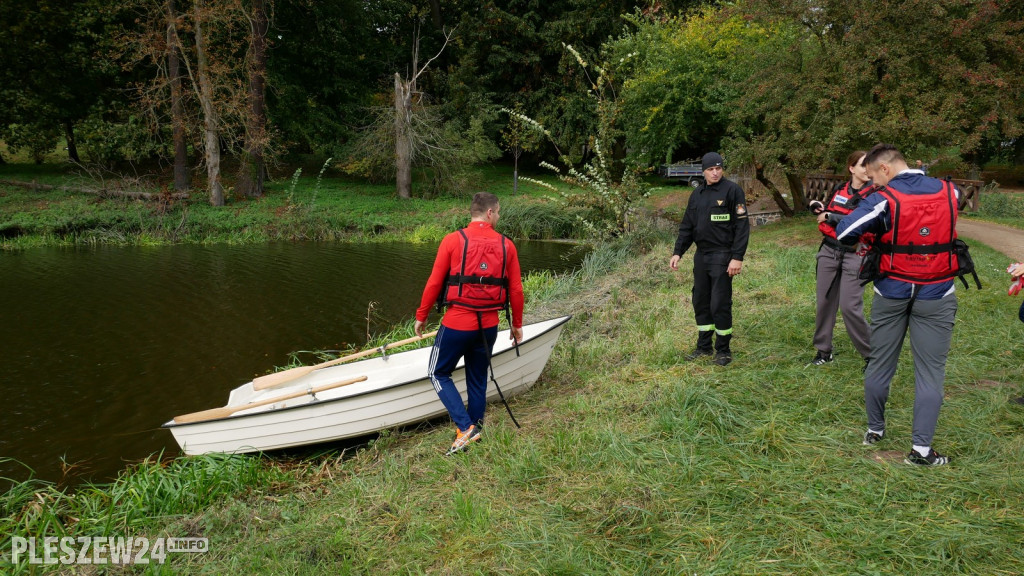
[478,312,520,429]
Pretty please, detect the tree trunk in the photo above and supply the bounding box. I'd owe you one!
[754,162,795,217]
[512,147,522,194]
[194,0,224,206]
[428,0,443,29]
[167,0,189,192]
[236,0,268,198]
[63,120,80,163]
[394,72,412,199]
[611,136,627,184]
[783,170,807,210]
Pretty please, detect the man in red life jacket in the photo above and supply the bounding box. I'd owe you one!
[831,143,959,466]
[414,192,524,455]
[807,151,872,367]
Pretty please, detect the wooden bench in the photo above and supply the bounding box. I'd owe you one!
[803,174,983,212]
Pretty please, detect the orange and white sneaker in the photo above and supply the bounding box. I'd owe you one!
[445,424,482,455]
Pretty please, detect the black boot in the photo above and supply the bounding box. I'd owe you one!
[713,334,732,366]
[685,330,714,360]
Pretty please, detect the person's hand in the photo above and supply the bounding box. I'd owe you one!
[414,319,426,338]
[817,212,830,224]
[808,200,825,215]
[1008,263,1024,296]
[727,259,743,277]
[670,254,681,270]
[511,326,523,343]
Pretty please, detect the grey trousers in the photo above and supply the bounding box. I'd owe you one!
[813,243,871,359]
[864,291,957,447]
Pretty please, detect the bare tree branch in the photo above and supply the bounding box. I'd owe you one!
[410,25,456,85]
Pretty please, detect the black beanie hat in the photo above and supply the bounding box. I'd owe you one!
[702,152,724,170]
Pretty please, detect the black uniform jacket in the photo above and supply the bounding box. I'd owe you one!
[672,178,750,261]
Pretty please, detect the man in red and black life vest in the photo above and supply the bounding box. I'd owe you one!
[807,150,873,367]
[414,192,524,455]
[669,152,750,366]
[833,143,960,466]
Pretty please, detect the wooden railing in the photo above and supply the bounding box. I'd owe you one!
[803,174,848,204]
[803,174,983,212]
[952,178,984,211]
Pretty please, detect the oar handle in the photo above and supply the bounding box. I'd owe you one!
[173,375,368,424]
[251,331,437,391]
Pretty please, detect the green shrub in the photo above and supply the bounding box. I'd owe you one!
[498,202,580,240]
[977,191,1024,220]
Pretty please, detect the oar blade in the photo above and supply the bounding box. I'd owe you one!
[252,365,315,390]
[173,406,234,424]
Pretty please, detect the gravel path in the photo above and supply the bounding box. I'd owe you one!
[957,218,1024,263]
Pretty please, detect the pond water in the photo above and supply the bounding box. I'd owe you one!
[0,240,583,489]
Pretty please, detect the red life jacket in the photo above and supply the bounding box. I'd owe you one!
[438,229,509,312]
[875,180,959,284]
[825,181,870,216]
[820,181,874,251]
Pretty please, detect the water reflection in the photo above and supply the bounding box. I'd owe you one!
[0,241,583,488]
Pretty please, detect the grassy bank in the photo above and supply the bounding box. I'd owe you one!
[4,218,1024,574]
[0,163,584,249]
[5,160,1024,249]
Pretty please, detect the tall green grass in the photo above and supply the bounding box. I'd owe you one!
[160,219,1021,575]
[4,219,1023,574]
[975,191,1024,229]
[0,453,291,574]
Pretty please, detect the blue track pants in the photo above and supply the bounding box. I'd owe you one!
[427,324,498,431]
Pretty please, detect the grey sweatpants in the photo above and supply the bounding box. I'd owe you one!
[813,243,871,359]
[863,291,957,447]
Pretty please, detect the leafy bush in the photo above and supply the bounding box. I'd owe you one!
[3,123,61,164]
[508,45,651,240]
[977,191,1024,220]
[77,114,166,166]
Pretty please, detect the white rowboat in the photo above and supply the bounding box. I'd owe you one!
[162,315,571,455]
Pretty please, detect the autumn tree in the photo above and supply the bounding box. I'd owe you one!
[722,0,1024,208]
[190,0,226,205]
[167,0,190,192]
[235,0,269,198]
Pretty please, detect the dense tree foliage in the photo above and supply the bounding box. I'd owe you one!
[721,0,1024,177]
[0,0,123,163]
[439,1,700,163]
[267,0,409,155]
[2,0,1023,206]
[607,6,769,165]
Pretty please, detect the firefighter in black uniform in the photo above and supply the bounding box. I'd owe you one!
[669,152,751,366]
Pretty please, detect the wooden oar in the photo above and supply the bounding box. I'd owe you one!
[173,375,368,424]
[251,331,438,391]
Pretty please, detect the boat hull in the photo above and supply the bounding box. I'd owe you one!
[163,316,570,455]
